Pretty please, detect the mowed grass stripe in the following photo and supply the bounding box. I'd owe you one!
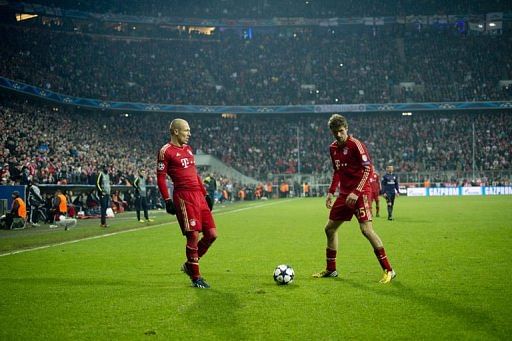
[0,198,297,257]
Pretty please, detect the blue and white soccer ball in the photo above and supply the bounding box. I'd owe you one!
[273,264,295,285]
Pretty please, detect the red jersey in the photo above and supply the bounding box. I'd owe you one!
[157,142,206,200]
[369,172,381,194]
[328,136,372,196]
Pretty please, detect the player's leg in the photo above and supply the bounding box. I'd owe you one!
[184,230,200,279]
[197,203,217,258]
[375,196,380,217]
[356,193,395,283]
[388,194,395,220]
[359,221,396,283]
[385,194,393,220]
[183,230,211,288]
[135,197,142,222]
[312,219,343,278]
[176,193,211,288]
[100,195,108,226]
[198,227,217,258]
[141,197,150,221]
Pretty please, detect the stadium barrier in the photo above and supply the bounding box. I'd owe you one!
[406,186,512,196]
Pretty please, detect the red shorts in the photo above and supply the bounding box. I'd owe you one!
[174,191,216,235]
[329,192,373,223]
[371,190,380,202]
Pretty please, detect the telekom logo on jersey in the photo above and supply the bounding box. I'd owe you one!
[181,158,190,168]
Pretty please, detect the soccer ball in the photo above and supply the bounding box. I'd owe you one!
[273,264,295,285]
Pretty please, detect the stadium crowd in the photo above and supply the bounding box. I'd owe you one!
[1,99,510,187]
[1,25,511,106]
[24,0,512,18]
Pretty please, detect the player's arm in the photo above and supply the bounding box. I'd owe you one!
[395,176,400,195]
[96,173,104,195]
[156,151,176,215]
[326,149,339,209]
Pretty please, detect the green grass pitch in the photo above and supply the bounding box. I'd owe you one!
[0,196,511,340]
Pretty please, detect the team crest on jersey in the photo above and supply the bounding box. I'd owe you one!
[157,162,165,170]
[189,219,196,227]
[343,147,348,155]
[176,152,181,157]
[362,154,368,162]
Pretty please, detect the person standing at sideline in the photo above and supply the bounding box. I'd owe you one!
[96,165,111,228]
[157,118,217,289]
[312,114,396,284]
[133,169,153,223]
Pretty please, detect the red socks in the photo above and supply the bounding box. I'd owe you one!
[326,248,337,271]
[197,231,217,258]
[374,247,392,272]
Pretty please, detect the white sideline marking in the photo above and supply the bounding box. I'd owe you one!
[0,199,296,257]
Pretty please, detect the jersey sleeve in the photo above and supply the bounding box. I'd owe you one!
[157,147,170,200]
[328,147,340,195]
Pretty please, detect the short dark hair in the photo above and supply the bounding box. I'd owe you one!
[328,114,348,131]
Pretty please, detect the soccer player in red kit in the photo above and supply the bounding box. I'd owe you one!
[312,114,396,283]
[157,118,216,289]
[369,167,381,217]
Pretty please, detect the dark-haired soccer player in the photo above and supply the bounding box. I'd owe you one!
[381,165,400,221]
[157,118,216,289]
[312,114,396,283]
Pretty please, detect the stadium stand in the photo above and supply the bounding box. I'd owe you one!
[0,25,511,106]
[23,0,512,18]
[0,1,511,191]
[1,99,510,187]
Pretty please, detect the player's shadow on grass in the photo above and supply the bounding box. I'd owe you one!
[381,217,431,224]
[186,289,245,340]
[342,278,501,339]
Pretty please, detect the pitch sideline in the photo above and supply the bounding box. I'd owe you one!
[0,199,297,257]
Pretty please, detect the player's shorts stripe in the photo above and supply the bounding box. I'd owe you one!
[363,194,372,220]
[159,143,171,161]
[179,198,190,231]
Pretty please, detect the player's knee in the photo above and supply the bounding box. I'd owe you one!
[324,224,337,237]
[360,223,373,238]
